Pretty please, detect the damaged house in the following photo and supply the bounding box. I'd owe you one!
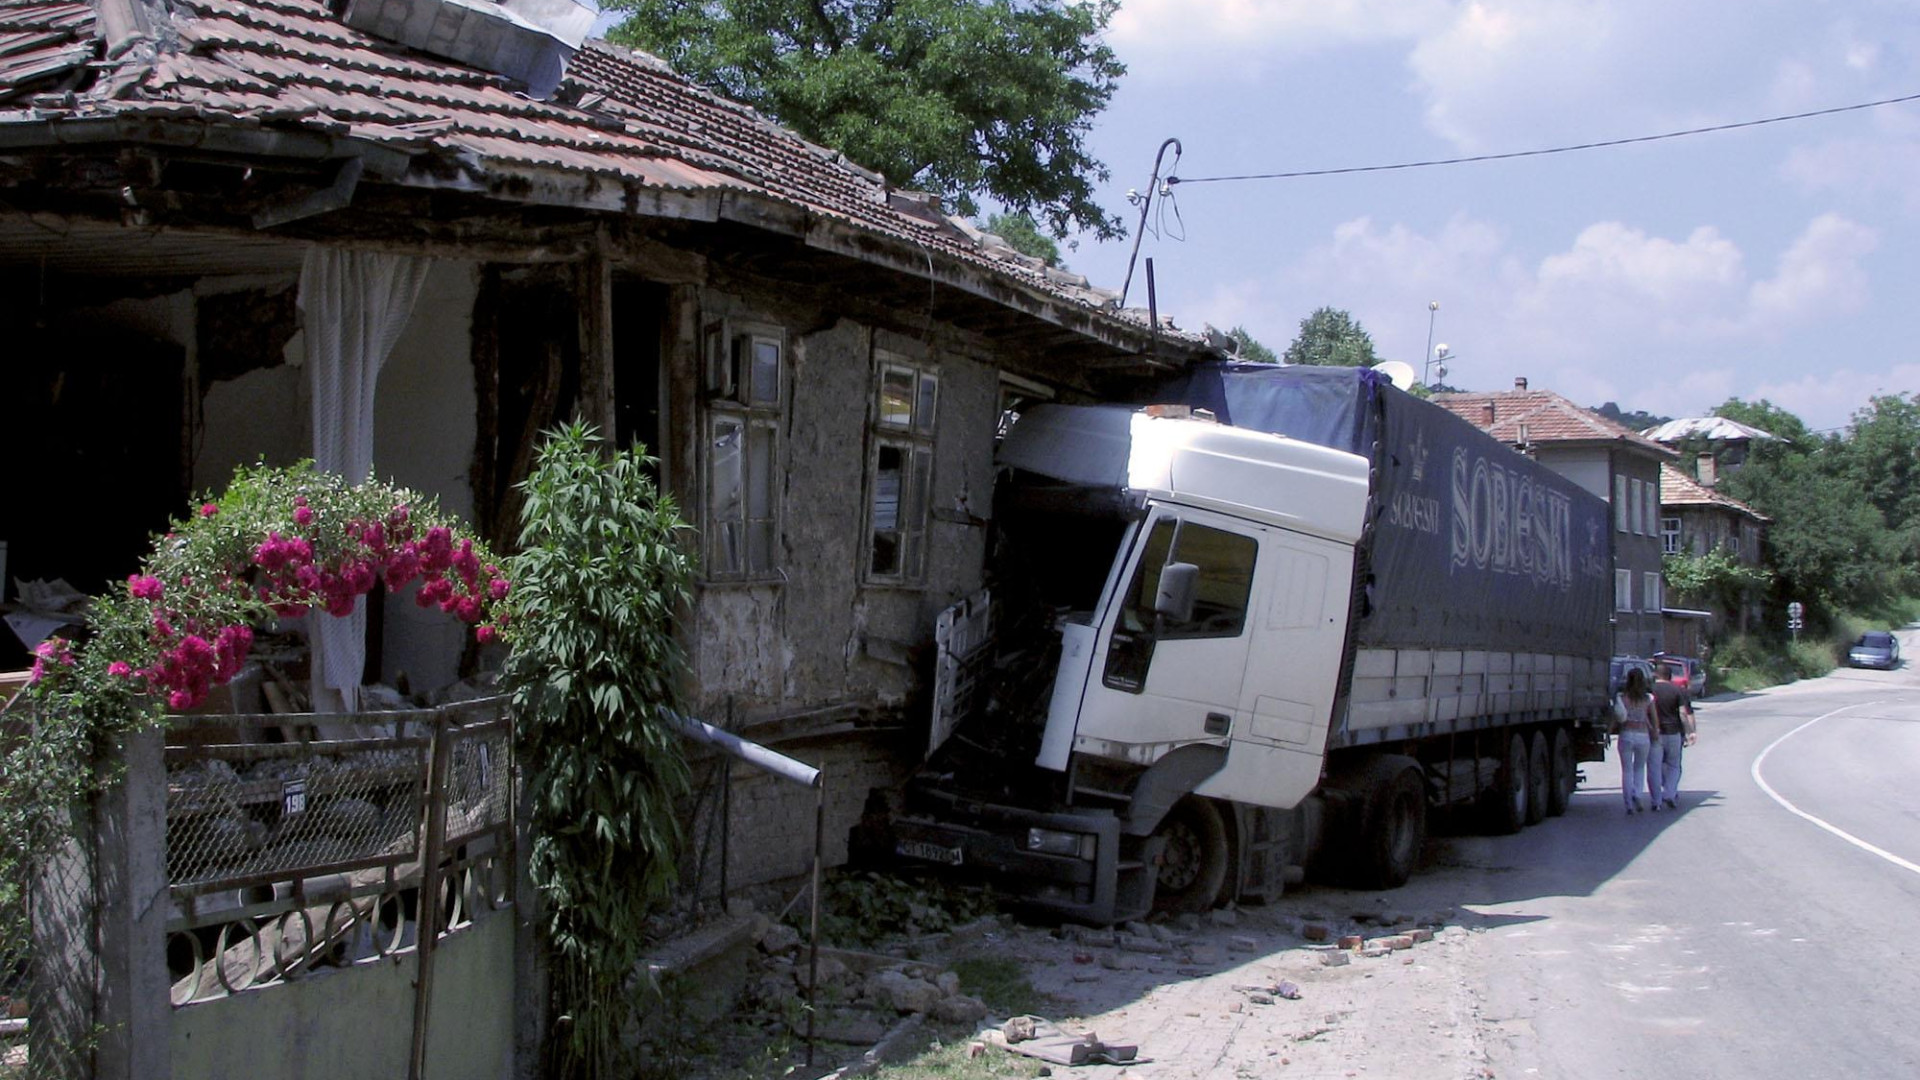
[0,0,1216,915]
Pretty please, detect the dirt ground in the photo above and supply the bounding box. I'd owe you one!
[662,860,1509,1080]
[935,884,1497,1080]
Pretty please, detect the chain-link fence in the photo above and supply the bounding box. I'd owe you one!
[164,698,512,1006]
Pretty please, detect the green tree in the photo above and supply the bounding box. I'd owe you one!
[504,424,697,1077]
[1592,401,1669,432]
[1835,393,1920,544]
[1282,306,1378,367]
[1229,326,1278,365]
[606,0,1126,239]
[984,211,1062,267]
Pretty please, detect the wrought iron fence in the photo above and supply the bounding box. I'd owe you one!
[163,698,513,1007]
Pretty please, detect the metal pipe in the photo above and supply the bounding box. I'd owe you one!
[667,710,820,788]
[805,769,825,1067]
[1119,137,1182,309]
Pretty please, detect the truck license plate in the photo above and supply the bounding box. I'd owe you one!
[896,839,964,866]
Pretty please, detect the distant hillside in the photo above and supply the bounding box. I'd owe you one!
[1591,401,1670,433]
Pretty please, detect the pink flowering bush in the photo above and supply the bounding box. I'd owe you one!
[26,462,508,714]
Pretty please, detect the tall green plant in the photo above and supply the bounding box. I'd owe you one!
[502,424,697,1077]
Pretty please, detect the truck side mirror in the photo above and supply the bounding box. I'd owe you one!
[1154,562,1199,625]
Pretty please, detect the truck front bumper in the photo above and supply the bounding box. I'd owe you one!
[891,786,1145,925]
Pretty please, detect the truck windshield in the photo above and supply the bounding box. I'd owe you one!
[1118,518,1258,640]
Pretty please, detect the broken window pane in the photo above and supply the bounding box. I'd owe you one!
[871,442,904,575]
[709,416,744,574]
[749,337,781,406]
[916,373,938,435]
[879,366,915,428]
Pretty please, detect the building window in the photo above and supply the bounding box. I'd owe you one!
[1614,475,1629,532]
[1661,516,1681,555]
[1615,569,1633,612]
[703,320,783,579]
[1644,482,1659,540]
[1644,571,1662,612]
[1629,478,1645,535]
[866,351,938,583]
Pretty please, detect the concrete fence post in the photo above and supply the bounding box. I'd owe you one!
[91,725,171,1080]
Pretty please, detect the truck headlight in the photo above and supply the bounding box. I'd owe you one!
[1026,828,1095,859]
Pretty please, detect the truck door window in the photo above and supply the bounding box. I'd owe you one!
[1103,518,1258,692]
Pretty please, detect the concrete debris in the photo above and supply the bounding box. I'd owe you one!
[1207,907,1240,927]
[864,969,944,1015]
[758,922,801,955]
[1228,935,1260,952]
[1320,950,1352,967]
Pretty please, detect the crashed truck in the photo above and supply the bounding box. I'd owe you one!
[889,364,1615,924]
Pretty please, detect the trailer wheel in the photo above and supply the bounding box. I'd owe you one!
[1483,732,1529,835]
[1352,757,1427,889]
[1545,727,1575,817]
[1151,795,1228,914]
[1525,731,1550,826]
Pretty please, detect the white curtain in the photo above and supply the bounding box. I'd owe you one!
[297,247,434,712]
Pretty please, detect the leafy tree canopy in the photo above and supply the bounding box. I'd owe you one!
[606,0,1126,239]
[1282,306,1378,368]
[984,211,1062,267]
[1229,326,1278,365]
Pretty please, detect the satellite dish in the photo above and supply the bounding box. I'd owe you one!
[1373,360,1417,390]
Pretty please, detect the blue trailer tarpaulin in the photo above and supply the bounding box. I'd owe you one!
[1147,363,1612,659]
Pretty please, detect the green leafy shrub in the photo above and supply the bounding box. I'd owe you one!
[797,870,998,949]
[502,423,696,1078]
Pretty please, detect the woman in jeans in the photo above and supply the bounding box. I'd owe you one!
[1614,667,1657,814]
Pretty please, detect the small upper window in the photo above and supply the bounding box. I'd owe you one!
[866,351,938,583]
[703,319,784,580]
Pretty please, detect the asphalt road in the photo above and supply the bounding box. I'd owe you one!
[1464,629,1920,1079]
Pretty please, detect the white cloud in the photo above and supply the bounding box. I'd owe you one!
[1179,211,1885,429]
[1104,0,1447,79]
[1747,213,1877,324]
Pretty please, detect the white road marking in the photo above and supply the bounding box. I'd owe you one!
[1750,700,1920,875]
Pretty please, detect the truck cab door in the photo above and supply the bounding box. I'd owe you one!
[1074,507,1260,761]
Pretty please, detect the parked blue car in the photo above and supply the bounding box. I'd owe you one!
[1847,631,1901,670]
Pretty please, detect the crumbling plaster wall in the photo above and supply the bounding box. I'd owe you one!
[684,299,999,726]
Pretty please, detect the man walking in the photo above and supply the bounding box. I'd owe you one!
[1649,661,1696,810]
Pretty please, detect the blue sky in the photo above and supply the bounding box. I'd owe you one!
[1067,0,1919,431]
[590,2,1919,432]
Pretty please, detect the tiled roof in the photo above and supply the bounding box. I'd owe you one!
[1659,462,1769,521]
[0,0,1178,343]
[1433,388,1676,458]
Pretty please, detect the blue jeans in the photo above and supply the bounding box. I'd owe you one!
[1651,732,1683,805]
[1618,731,1652,809]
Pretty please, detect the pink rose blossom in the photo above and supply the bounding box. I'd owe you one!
[475,625,498,645]
[200,503,219,518]
[108,661,134,678]
[128,575,164,601]
[294,505,314,526]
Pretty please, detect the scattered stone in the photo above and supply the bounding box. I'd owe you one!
[1275,980,1301,999]
[1301,923,1332,943]
[1072,971,1103,983]
[1072,951,1095,964]
[1100,953,1133,971]
[968,1042,987,1059]
[1002,1015,1040,1043]
[1173,912,1203,932]
[936,971,961,996]
[1249,993,1274,1005]
[1366,935,1415,951]
[1408,928,1434,944]
[1123,920,1154,939]
[932,993,988,1024]
[1186,946,1224,965]
[1338,935,1364,950]
[1320,950,1351,967]
[1208,908,1240,928]
[1361,946,1390,959]
[866,969,943,1014]
[1149,923,1182,944]
[1229,1002,1244,1013]
[809,1008,889,1045]
[1117,933,1162,954]
[1229,935,1260,952]
[759,923,801,955]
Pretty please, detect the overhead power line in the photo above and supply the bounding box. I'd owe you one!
[1167,91,1920,186]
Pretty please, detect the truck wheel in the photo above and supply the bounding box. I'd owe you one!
[1483,732,1529,835]
[1352,757,1427,889]
[1545,727,1575,817]
[1151,796,1228,914]
[1525,731,1550,825]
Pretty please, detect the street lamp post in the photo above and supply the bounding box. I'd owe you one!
[1423,301,1438,386]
